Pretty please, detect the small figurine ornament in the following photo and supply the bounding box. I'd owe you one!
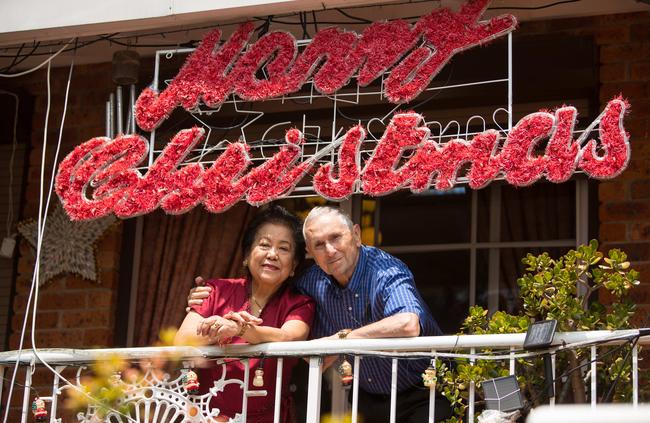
[422,366,437,388]
[31,397,47,421]
[183,370,200,394]
[108,372,122,386]
[253,368,265,387]
[338,359,353,386]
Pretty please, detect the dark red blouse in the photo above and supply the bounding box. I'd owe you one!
[191,278,315,422]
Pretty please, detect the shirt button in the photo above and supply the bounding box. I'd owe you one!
[368,378,372,382]
[348,306,352,311]
[355,294,359,298]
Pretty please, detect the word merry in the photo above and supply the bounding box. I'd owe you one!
[135,0,516,131]
[56,99,629,220]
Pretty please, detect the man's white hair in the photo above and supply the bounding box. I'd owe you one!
[303,206,354,239]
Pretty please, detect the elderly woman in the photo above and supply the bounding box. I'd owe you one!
[174,205,315,422]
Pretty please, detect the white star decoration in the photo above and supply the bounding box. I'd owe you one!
[18,202,117,286]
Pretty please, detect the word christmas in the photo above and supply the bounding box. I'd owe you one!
[56,99,629,220]
[135,0,517,131]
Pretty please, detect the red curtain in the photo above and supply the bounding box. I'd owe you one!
[133,204,256,346]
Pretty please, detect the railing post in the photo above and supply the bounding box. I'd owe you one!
[550,353,556,408]
[0,366,4,413]
[20,365,32,423]
[590,346,597,408]
[390,358,398,423]
[633,344,638,407]
[468,347,475,422]
[305,357,322,423]
[351,355,360,423]
[273,358,283,423]
[49,365,65,422]
[428,351,436,423]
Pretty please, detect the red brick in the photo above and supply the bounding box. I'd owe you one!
[594,26,630,45]
[600,81,646,102]
[596,13,650,26]
[61,310,109,328]
[631,223,650,241]
[600,222,627,242]
[599,181,627,202]
[600,63,628,82]
[601,241,650,262]
[92,290,114,309]
[11,311,59,330]
[37,292,87,310]
[600,201,650,221]
[631,23,650,42]
[627,118,649,139]
[631,62,650,81]
[83,328,113,347]
[64,276,96,290]
[632,180,650,199]
[34,329,86,348]
[630,305,650,327]
[600,44,650,64]
[618,158,650,180]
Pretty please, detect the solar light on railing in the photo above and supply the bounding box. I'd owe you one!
[524,319,558,400]
[482,375,524,413]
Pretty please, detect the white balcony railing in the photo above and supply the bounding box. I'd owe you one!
[0,329,648,422]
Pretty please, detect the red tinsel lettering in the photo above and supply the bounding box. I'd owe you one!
[384,0,517,103]
[578,98,630,178]
[58,99,630,220]
[135,1,516,131]
[55,135,148,220]
[313,125,365,200]
[114,127,204,218]
[362,113,429,195]
[135,23,255,131]
[233,31,298,100]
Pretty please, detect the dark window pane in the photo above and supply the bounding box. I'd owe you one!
[500,181,576,242]
[395,251,470,334]
[477,247,574,315]
[379,189,472,246]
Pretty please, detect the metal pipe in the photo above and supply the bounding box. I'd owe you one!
[108,93,115,138]
[129,84,136,133]
[116,86,123,135]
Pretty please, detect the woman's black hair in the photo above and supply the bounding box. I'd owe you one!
[241,204,306,269]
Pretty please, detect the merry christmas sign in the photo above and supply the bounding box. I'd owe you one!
[55,0,631,220]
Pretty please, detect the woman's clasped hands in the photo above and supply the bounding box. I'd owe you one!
[196,311,263,346]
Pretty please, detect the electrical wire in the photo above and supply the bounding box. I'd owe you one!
[488,0,581,11]
[0,39,72,78]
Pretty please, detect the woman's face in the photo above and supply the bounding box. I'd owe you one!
[246,223,297,288]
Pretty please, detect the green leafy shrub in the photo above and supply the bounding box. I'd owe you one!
[437,240,640,422]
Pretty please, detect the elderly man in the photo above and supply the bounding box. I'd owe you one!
[188,206,451,422]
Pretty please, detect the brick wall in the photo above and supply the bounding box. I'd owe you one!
[0,62,123,420]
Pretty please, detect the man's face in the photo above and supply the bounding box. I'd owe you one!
[304,213,361,285]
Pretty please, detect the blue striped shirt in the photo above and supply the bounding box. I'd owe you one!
[295,245,442,394]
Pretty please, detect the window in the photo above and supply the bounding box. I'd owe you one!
[357,179,590,334]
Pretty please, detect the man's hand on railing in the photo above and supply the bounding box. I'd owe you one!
[185,276,213,312]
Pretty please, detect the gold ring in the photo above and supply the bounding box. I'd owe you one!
[211,323,220,330]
